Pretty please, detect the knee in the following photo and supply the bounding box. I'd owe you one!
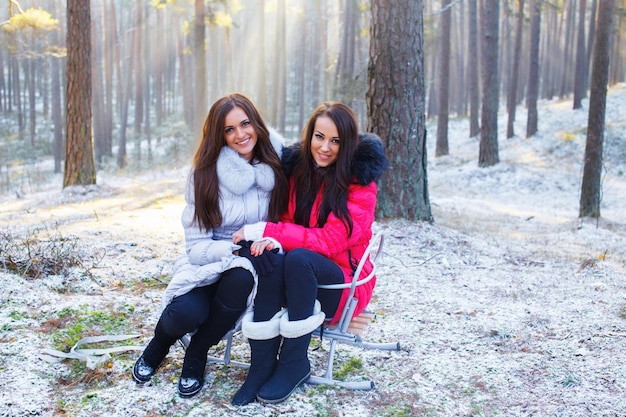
[284,248,312,273]
[220,267,254,293]
[159,306,197,336]
[215,268,254,310]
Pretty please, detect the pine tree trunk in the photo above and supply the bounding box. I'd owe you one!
[573,0,587,109]
[91,1,105,164]
[506,0,524,139]
[275,0,286,134]
[436,0,451,157]
[367,0,431,221]
[558,2,572,98]
[479,0,500,167]
[193,0,206,140]
[579,0,616,218]
[585,0,598,93]
[468,0,480,137]
[526,0,541,138]
[64,0,96,187]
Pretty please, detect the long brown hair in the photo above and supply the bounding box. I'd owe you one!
[192,93,288,231]
[292,102,359,235]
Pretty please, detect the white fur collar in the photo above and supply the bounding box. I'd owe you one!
[217,146,275,195]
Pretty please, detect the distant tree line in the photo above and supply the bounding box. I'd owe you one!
[0,0,623,218]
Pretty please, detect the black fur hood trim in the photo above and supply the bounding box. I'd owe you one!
[281,132,388,185]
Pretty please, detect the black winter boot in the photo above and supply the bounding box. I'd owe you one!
[231,337,282,405]
[231,309,285,406]
[256,301,325,404]
[256,334,312,404]
[179,298,246,397]
[132,319,178,384]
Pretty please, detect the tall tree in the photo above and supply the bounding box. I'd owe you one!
[468,0,480,137]
[133,2,144,165]
[436,0,452,157]
[585,0,598,93]
[579,0,616,218]
[52,0,65,174]
[559,1,576,98]
[506,0,525,139]
[367,0,431,221]
[193,0,207,140]
[573,0,587,109]
[526,0,541,138]
[64,0,96,187]
[273,0,287,133]
[91,1,106,163]
[335,0,357,104]
[258,0,267,114]
[479,0,500,167]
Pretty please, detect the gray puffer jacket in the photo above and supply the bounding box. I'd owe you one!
[162,131,283,309]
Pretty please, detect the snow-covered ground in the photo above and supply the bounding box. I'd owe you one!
[1,84,625,416]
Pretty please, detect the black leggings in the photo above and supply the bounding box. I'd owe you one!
[142,267,254,367]
[159,267,254,338]
[284,248,343,321]
[252,248,343,322]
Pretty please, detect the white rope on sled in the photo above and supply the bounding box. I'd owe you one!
[40,334,143,369]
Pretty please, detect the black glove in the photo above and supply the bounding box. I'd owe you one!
[236,240,281,276]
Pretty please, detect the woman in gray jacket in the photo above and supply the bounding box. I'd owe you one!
[132,93,288,398]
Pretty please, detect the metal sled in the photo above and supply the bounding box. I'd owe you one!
[179,232,401,390]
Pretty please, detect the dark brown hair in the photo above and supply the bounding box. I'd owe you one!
[292,101,359,235]
[191,93,288,231]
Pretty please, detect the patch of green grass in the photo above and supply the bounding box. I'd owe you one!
[334,357,363,381]
[382,404,413,417]
[8,310,30,321]
[560,372,581,387]
[79,391,98,407]
[469,401,483,415]
[44,304,136,351]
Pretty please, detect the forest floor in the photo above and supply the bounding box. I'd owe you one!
[1,84,625,417]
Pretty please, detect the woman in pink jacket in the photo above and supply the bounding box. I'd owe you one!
[231,102,388,405]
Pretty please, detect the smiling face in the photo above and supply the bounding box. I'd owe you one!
[310,115,340,167]
[224,106,257,161]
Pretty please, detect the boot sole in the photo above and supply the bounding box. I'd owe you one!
[256,372,311,404]
[178,379,204,398]
[132,358,156,384]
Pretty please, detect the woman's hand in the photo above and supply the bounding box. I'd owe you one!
[233,227,274,256]
[250,239,273,256]
[232,227,246,245]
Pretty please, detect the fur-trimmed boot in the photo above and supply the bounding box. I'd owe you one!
[257,301,325,404]
[231,310,285,406]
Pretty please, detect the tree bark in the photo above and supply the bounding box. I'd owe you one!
[573,0,587,109]
[193,0,207,140]
[579,0,616,218]
[560,1,576,98]
[64,0,96,187]
[506,0,524,139]
[526,0,541,138]
[585,0,598,93]
[91,1,105,163]
[468,0,480,137]
[367,0,431,221]
[26,60,35,146]
[335,0,357,105]
[479,0,500,167]
[436,0,452,157]
[274,0,286,134]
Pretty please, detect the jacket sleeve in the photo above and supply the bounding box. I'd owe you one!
[182,173,234,265]
[263,182,377,258]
